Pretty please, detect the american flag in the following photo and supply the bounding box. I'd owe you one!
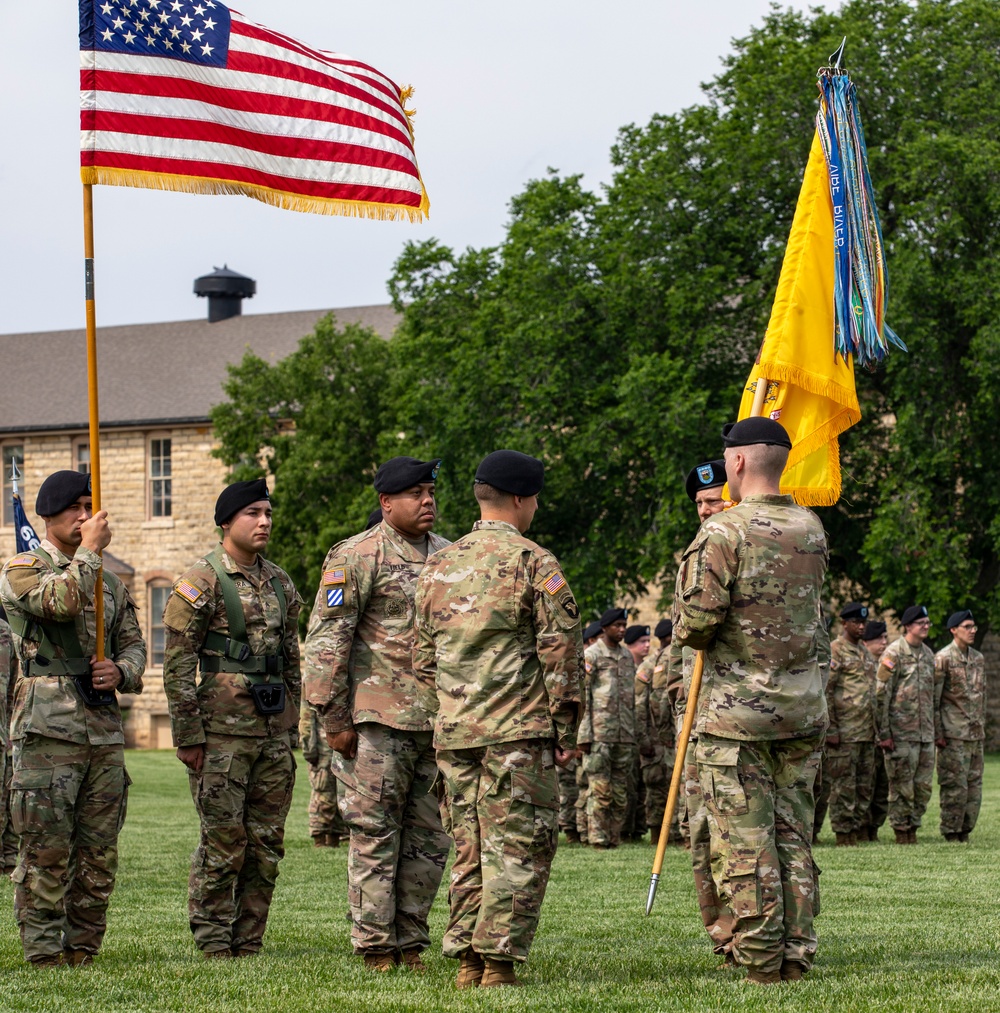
[80,1,428,220]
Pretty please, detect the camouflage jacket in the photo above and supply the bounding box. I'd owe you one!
[0,618,17,745]
[934,641,986,741]
[673,494,830,741]
[875,637,939,743]
[303,521,450,736]
[162,545,302,746]
[826,635,877,742]
[0,539,146,746]
[579,638,636,745]
[413,520,583,751]
[637,647,673,749]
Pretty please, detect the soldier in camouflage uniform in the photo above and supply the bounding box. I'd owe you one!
[0,612,17,874]
[559,621,600,844]
[623,624,651,841]
[163,479,301,958]
[674,420,829,985]
[825,602,877,846]
[0,470,145,967]
[860,620,889,841]
[303,457,451,972]
[875,605,941,845]
[934,610,986,842]
[635,620,676,846]
[298,699,346,847]
[413,450,583,989]
[580,608,636,849]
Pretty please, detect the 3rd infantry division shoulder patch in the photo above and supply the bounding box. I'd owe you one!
[327,588,344,607]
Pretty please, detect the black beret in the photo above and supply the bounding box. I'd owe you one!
[721,417,792,450]
[654,619,673,640]
[474,450,544,497]
[365,507,383,529]
[946,610,974,630]
[599,607,628,628]
[36,470,92,517]
[374,457,440,495]
[839,602,869,621]
[900,604,929,626]
[685,459,727,502]
[582,621,602,642]
[862,621,887,641]
[215,478,269,526]
[624,624,650,645]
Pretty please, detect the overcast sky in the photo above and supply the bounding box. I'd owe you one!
[0,0,827,335]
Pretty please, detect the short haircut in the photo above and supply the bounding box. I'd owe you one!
[474,481,514,508]
[740,443,789,484]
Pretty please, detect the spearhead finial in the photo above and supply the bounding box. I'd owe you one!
[829,36,847,70]
[645,873,660,916]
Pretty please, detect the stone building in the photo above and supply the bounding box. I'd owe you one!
[0,269,398,747]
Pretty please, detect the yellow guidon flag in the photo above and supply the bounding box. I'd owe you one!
[733,131,860,507]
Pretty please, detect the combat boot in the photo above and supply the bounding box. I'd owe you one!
[400,949,427,973]
[848,831,858,846]
[29,953,66,969]
[455,950,485,989]
[480,957,523,987]
[908,830,918,845]
[363,951,397,972]
[943,832,961,842]
[563,828,581,844]
[64,949,94,967]
[959,832,970,842]
[202,949,233,960]
[746,968,781,985]
[835,832,853,847]
[893,828,910,845]
[780,960,807,981]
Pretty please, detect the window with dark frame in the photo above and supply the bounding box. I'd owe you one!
[149,583,171,666]
[149,437,172,518]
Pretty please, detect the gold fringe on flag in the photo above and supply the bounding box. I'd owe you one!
[81,166,430,222]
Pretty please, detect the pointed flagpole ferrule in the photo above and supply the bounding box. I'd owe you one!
[645,873,660,917]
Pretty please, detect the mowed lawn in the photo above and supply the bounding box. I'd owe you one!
[0,753,996,1012]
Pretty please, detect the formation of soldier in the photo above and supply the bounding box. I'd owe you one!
[0,433,988,984]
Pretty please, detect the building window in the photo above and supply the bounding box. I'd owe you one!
[149,582,171,667]
[75,441,91,474]
[149,437,172,518]
[2,444,24,527]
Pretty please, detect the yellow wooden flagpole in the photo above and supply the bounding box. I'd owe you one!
[83,183,105,659]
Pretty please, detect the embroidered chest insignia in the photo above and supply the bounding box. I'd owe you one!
[383,598,407,618]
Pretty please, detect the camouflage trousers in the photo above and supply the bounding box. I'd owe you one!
[333,724,449,955]
[585,742,636,847]
[188,731,295,955]
[557,756,579,833]
[884,740,934,831]
[10,734,129,961]
[937,739,984,836]
[624,752,643,838]
[813,750,831,837]
[698,734,823,975]
[685,737,735,954]
[1,749,17,871]
[574,763,589,843]
[437,738,558,962]
[643,745,680,837]
[866,748,889,832]
[306,735,346,840]
[825,741,875,834]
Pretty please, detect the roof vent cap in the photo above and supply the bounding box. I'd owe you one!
[194,265,256,323]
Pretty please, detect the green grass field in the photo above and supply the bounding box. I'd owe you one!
[0,752,996,1012]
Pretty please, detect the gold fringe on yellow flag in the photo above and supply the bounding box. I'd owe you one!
[734,132,861,506]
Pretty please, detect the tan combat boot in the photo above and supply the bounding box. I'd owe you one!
[746,968,781,985]
[400,949,427,973]
[893,828,910,845]
[835,832,853,847]
[30,953,66,969]
[455,950,485,989]
[481,957,523,987]
[64,949,94,967]
[363,952,397,972]
[781,960,807,981]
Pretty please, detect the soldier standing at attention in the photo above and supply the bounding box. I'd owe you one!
[298,699,346,848]
[623,624,651,841]
[163,479,301,959]
[875,605,940,845]
[825,603,877,846]
[0,471,146,967]
[0,610,17,876]
[934,610,986,842]
[635,621,675,846]
[559,621,601,844]
[413,450,583,988]
[303,457,451,972]
[860,620,889,841]
[674,420,829,985]
[580,608,636,849]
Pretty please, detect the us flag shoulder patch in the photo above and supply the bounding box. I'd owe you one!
[175,580,204,605]
[881,655,895,671]
[327,588,344,608]
[323,568,346,586]
[543,572,567,595]
[7,555,36,568]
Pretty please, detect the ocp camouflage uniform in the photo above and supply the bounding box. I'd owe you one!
[0,540,145,963]
[635,649,675,837]
[557,755,580,838]
[0,618,20,873]
[674,495,829,977]
[875,637,940,833]
[303,521,451,957]
[413,519,583,963]
[934,641,986,837]
[162,546,301,956]
[579,638,636,847]
[824,636,877,836]
[662,637,736,956]
[298,700,346,843]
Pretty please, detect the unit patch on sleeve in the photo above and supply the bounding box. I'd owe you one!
[543,572,567,595]
[175,580,204,606]
[323,568,346,586]
[327,588,344,607]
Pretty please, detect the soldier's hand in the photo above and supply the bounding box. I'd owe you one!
[826,735,840,748]
[554,746,574,768]
[879,737,894,752]
[327,729,358,759]
[577,742,591,755]
[176,744,205,773]
[90,657,122,691]
[80,510,112,553]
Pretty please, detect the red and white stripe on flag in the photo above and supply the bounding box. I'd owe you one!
[79,1,428,221]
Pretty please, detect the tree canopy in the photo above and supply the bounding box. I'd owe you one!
[214,0,1000,642]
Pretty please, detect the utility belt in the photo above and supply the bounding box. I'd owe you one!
[23,657,117,708]
[199,636,286,716]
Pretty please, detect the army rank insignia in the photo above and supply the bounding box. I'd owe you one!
[543,572,567,595]
[175,580,204,605]
[323,568,346,586]
[327,588,344,607]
